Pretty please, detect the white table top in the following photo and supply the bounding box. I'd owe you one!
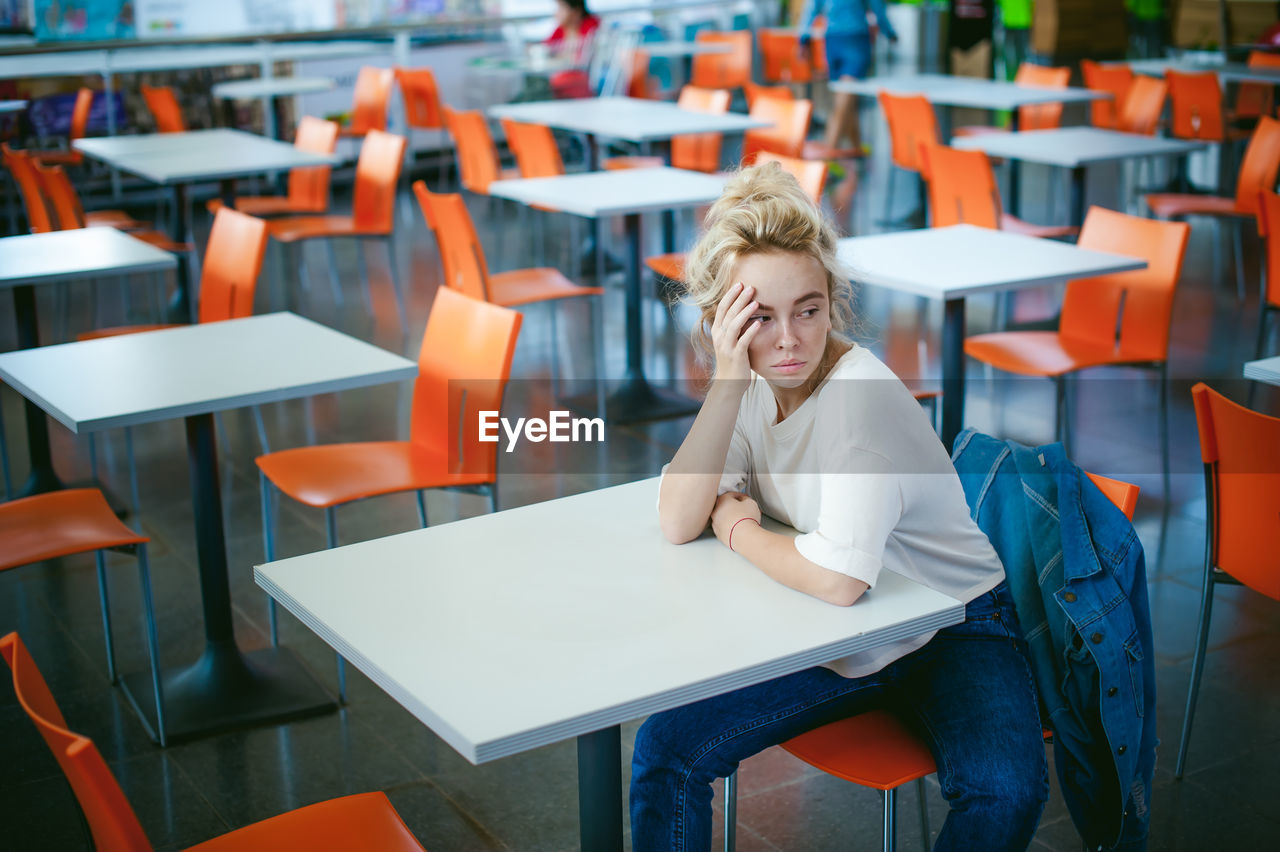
[0,99,25,114]
[0,313,416,433]
[951,127,1206,168]
[255,477,965,764]
[212,76,336,100]
[641,40,733,58]
[488,166,729,218]
[0,228,177,288]
[837,225,1147,299]
[487,96,768,142]
[1126,58,1280,85]
[74,128,337,185]
[829,73,1107,110]
[1244,356,1280,386]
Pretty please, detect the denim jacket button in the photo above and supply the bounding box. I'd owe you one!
[1091,632,1104,644]
[1108,686,1118,697]
[1117,745,1127,755]
[1063,591,1077,603]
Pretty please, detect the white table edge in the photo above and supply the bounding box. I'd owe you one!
[0,254,176,288]
[1243,358,1280,384]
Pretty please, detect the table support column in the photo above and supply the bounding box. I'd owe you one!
[1069,165,1086,229]
[577,725,623,852]
[166,183,194,323]
[1008,112,1022,218]
[12,284,64,495]
[941,296,966,451]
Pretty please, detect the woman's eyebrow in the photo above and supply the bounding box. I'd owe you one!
[754,290,826,312]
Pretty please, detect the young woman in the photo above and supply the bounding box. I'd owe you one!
[633,163,1047,851]
[544,0,600,99]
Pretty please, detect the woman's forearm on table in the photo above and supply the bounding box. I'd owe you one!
[732,523,868,607]
[658,382,746,543]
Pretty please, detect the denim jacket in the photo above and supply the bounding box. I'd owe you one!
[951,429,1155,852]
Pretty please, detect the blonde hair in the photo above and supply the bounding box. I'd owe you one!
[681,161,855,364]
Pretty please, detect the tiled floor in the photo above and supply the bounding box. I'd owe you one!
[3,83,1280,852]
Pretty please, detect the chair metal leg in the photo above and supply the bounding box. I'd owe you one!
[259,471,280,646]
[355,239,375,315]
[915,778,930,851]
[94,551,118,683]
[1249,307,1273,408]
[293,241,312,296]
[724,769,737,852]
[1053,376,1070,456]
[1233,220,1246,302]
[324,239,345,307]
[251,405,270,454]
[883,786,897,852]
[384,237,408,334]
[1157,364,1169,497]
[883,167,897,225]
[125,426,142,521]
[416,490,428,527]
[593,295,607,419]
[134,543,167,747]
[1176,549,1217,778]
[550,302,561,400]
[325,506,347,704]
[488,481,499,514]
[0,397,10,499]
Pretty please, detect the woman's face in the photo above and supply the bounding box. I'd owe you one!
[554,1,575,26]
[728,251,832,390]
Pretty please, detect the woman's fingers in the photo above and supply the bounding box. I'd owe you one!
[713,283,754,335]
[735,315,761,351]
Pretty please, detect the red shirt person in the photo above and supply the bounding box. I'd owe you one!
[545,0,599,98]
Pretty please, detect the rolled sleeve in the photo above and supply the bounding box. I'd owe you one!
[793,466,902,588]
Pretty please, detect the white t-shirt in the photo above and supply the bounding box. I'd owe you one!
[715,344,1005,678]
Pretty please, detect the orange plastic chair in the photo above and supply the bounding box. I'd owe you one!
[31,87,94,167]
[1253,190,1280,369]
[724,474,1139,850]
[1176,384,1280,779]
[415,181,605,416]
[395,66,452,188]
[743,81,794,110]
[6,143,145,231]
[255,288,522,693]
[878,91,939,224]
[1081,60,1134,130]
[1145,116,1280,300]
[964,207,1190,480]
[140,84,186,133]
[920,143,1077,239]
[741,94,812,165]
[1230,50,1280,123]
[206,116,338,216]
[500,118,564,179]
[604,85,731,173]
[690,30,752,91]
[954,63,1070,137]
[1166,70,1227,142]
[267,129,409,330]
[2,632,426,849]
[442,106,518,197]
[1115,75,1168,135]
[32,161,188,253]
[759,28,813,85]
[339,66,394,138]
[626,48,657,100]
[742,83,860,162]
[0,493,165,743]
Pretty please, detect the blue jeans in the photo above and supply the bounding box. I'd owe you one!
[630,582,1048,851]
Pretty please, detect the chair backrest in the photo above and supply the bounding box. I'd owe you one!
[756,151,827,205]
[1233,116,1280,215]
[198,207,269,324]
[626,48,656,100]
[690,30,752,90]
[31,162,85,230]
[1060,206,1190,362]
[1255,189,1280,309]
[286,116,339,213]
[351,129,407,233]
[918,144,1001,230]
[1166,70,1224,142]
[742,95,812,164]
[878,92,939,174]
[443,106,502,195]
[69,87,94,145]
[348,66,395,135]
[1116,75,1167,136]
[3,145,56,233]
[1,633,154,852]
[394,66,444,130]
[671,85,731,173]
[759,29,812,84]
[743,81,794,110]
[1084,472,1139,520]
[1233,50,1280,120]
[1081,59,1134,130]
[500,119,564,178]
[1191,383,1280,600]
[1014,63,1070,131]
[139,84,185,133]
[414,181,491,302]
[411,287,522,481]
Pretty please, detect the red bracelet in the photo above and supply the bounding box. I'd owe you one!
[728,517,759,553]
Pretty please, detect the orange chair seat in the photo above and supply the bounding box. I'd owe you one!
[952,125,1004,139]
[77,323,177,342]
[186,792,424,852]
[780,710,936,790]
[131,230,192,253]
[267,215,384,242]
[1144,193,1248,219]
[489,268,603,307]
[207,196,324,217]
[801,140,863,161]
[255,440,490,508]
[0,489,146,572]
[645,252,686,283]
[603,155,666,171]
[86,210,148,230]
[31,149,83,167]
[999,214,1079,240]
[964,331,1155,377]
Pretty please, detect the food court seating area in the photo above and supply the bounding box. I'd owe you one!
[3,5,1280,850]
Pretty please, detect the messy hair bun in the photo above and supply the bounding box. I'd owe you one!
[681,160,855,364]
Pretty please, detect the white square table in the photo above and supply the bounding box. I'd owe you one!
[1126,57,1280,86]
[1244,356,1280,386]
[0,312,417,745]
[211,76,335,141]
[0,227,177,496]
[952,127,1206,227]
[488,166,730,423]
[74,129,337,322]
[255,477,966,851]
[837,225,1147,448]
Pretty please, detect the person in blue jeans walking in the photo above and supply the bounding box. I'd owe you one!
[633,162,1047,850]
[799,0,898,152]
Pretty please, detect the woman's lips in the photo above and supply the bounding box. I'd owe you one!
[773,361,806,374]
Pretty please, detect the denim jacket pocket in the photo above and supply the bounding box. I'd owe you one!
[1124,632,1145,718]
